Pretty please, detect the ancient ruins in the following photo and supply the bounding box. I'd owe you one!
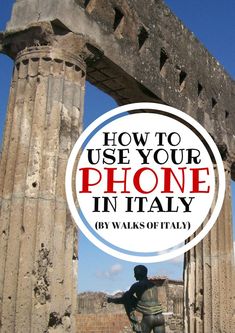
[0,0,234,332]
[77,277,184,333]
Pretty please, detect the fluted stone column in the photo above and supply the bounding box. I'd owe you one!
[184,163,235,333]
[0,45,85,332]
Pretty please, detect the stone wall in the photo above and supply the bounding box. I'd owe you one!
[76,313,184,333]
[76,313,132,333]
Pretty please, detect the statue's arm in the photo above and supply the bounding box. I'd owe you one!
[107,284,141,332]
[107,283,138,304]
[107,296,123,304]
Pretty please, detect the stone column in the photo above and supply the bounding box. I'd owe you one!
[184,164,235,333]
[0,44,86,332]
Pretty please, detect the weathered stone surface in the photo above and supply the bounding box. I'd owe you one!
[0,1,234,332]
[3,0,235,171]
[0,45,85,332]
[184,165,235,333]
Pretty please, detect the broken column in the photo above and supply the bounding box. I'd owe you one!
[0,29,86,332]
[184,163,235,333]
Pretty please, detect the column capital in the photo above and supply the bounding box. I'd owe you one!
[231,162,235,181]
[222,158,235,180]
[15,45,86,78]
[214,143,235,180]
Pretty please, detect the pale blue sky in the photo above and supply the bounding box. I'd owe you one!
[0,1,234,293]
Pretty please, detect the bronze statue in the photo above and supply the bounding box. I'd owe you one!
[107,265,165,333]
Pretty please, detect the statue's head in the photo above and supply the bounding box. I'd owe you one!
[134,265,148,280]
